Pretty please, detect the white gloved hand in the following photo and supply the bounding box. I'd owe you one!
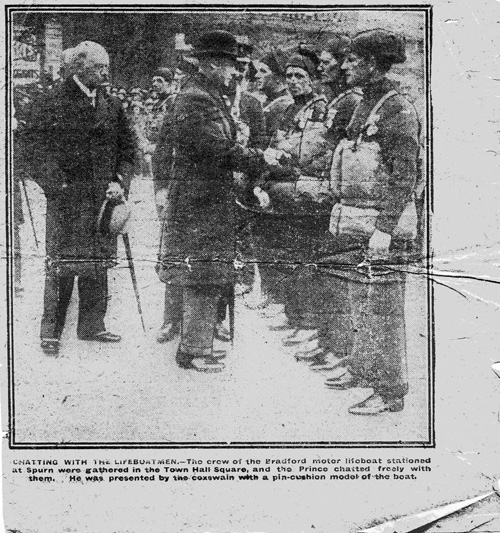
[155,188,169,217]
[368,229,391,257]
[264,148,288,166]
[106,181,125,203]
[253,186,271,209]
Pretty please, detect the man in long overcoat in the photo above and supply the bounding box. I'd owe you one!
[156,31,283,372]
[21,41,135,355]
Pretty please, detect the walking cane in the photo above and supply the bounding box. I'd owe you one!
[19,177,39,249]
[122,233,146,333]
[228,284,235,342]
[97,195,146,333]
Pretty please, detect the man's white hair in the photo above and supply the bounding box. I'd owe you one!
[72,41,108,67]
[60,47,75,68]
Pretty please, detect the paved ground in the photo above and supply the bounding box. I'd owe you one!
[6,175,500,533]
[11,175,430,445]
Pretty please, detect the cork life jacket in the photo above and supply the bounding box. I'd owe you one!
[329,89,418,240]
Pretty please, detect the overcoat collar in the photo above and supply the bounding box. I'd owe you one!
[72,75,97,99]
[192,73,230,109]
[63,77,114,128]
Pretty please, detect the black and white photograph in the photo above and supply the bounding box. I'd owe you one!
[7,6,432,446]
[4,2,500,533]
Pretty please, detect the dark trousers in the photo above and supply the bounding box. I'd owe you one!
[347,272,408,400]
[40,267,108,340]
[216,284,233,323]
[162,284,183,327]
[250,214,329,318]
[316,232,409,399]
[314,271,353,357]
[179,285,222,357]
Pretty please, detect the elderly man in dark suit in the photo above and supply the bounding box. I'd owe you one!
[22,41,136,356]
[156,30,285,372]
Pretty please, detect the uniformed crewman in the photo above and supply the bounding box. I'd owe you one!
[319,35,363,147]
[293,35,363,370]
[253,49,293,145]
[249,49,328,343]
[321,29,420,415]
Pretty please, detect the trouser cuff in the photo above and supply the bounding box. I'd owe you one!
[179,344,213,357]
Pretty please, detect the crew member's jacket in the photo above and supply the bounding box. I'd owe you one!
[260,91,328,215]
[329,77,420,240]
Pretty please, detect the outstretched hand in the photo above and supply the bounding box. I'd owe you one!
[368,229,391,257]
[106,181,125,203]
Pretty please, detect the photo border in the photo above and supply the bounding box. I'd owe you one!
[5,3,434,449]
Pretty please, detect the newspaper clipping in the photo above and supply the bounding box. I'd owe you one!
[2,1,500,532]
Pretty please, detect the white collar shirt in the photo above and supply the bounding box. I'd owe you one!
[73,75,97,107]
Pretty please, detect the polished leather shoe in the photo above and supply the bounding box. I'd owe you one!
[348,394,404,415]
[295,345,324,362]
[79,331,121,342]
[211,349,228,360]
[156,322,180,343]
[41,339,60,356]
[325,372,359,390]
[214,322,231,342]
[309,354,348,373]
[197,357,225,372]
[282,329,318,347]
[269,316,293,332]
[175,350,194,369]
[176,351,225,373]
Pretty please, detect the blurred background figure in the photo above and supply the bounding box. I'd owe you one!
[58,47,75,84]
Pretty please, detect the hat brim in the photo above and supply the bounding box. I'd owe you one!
[192,50,238,61]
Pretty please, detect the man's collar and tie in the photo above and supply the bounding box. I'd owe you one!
[73,74,97,107]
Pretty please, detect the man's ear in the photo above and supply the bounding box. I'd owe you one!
[72,53,86,73]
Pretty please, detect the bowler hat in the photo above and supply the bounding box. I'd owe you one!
[350,29,406,65]
[193,30,239,60]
